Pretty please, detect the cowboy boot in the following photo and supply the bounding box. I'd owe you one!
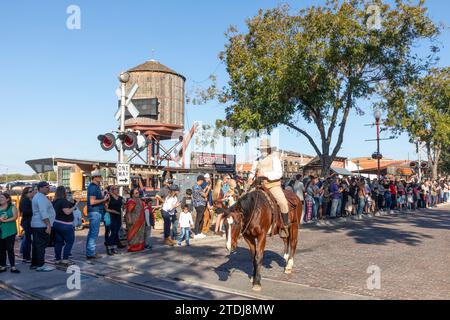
[164,237,174,246]
[280,213,290,238]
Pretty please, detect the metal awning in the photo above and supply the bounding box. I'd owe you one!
[25,158,56,174]
[26,157,165,174]
[330,167,354,176]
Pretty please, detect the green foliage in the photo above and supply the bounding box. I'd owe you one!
[382,67,450,178]
[0,174,42,183]
[154,207,162,222]
[439,148,450,175]
[199,0,440,175]
[383,67,450,143]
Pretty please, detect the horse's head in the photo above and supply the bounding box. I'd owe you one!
[223,204,243,254]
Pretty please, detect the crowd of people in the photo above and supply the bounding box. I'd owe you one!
[285,174,450,223]
[0,170,244,273]
[1,168,448,274]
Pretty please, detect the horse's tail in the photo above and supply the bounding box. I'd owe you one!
[296,197,303,225]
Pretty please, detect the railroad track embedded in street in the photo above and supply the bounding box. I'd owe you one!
[42,253,268,300]
[0,281,47,300]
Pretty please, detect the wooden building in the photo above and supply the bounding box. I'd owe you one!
[26,158,164,197]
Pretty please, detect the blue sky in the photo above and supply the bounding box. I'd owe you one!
[0,0,449,174]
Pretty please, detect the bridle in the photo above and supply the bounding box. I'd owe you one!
[228,189,261,237]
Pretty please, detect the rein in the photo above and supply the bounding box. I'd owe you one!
[237,189,261,236]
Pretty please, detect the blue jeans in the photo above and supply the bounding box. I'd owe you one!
[162,210,177,239]
[86,211,101,257]
[357,197,365,214]
[171,218,179,239]
[313,198,319,219]
[20,219,32,260]
[330,199,340,217]
[384,193,392,210]
[105,214,121,247]
[178,227,190,245]
[53,221,75,260]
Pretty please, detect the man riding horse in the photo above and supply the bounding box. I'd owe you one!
[247,138,290,238]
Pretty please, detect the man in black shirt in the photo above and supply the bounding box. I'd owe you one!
[19,187,36,263]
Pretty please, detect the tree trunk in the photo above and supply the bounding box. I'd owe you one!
[320,155,332,177]
[432,147,441,180]
[426,143,441,180]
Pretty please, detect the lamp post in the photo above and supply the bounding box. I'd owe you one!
[374,110,382,180]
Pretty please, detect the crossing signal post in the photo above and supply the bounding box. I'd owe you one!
[117,72,132,196]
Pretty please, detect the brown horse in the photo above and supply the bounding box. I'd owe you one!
[223,188,302,291]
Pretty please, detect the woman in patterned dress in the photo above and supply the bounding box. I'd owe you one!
[125,188,146,252]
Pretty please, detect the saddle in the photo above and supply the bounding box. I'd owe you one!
[256,185,299,237]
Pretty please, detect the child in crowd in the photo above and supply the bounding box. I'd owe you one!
[177,205,194,246]
[180,189,194,239]
[406,184,414,211]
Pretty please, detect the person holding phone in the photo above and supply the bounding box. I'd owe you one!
[52,186,78,266]
[86,170,109,260]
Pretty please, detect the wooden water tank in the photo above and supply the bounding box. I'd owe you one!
[124,60,185,140]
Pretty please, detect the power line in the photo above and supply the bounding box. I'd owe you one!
[185,61,224,85]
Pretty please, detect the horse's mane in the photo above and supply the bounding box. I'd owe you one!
[227,189,269,216]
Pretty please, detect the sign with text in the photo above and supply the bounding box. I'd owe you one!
[116,163,130,186]
[190,152,236,172]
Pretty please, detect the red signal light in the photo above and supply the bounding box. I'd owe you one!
[97,133,116,151]
[122,132,137,150]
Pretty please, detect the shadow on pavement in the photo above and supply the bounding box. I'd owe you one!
[213,246,286,282]
[301,207,448,246]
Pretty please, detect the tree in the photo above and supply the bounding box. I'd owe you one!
[382,67,450,179]
[203,0,440,176]
[439,147,450,176]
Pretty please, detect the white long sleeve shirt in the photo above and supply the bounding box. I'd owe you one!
[249,152,283,181]
[162,196,178,214]
[179,211,194,228]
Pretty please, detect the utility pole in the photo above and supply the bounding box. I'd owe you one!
[417,141,422,181]
[375,111,381,179]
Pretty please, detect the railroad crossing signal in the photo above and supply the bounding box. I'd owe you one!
[116,163,130,186]
[97,133,116,151]
[115,84,140,120]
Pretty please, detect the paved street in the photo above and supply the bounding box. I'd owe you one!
[1,204,449,300]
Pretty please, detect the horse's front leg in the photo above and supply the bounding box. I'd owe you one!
[243,234,257,283]
[282,237,290,262]
[252,234,267,291]
[285,222,299,274]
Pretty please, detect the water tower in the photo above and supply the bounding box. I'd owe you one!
[122,59,195,167]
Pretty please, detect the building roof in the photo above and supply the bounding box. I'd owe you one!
[236,163,253,173]
[279,149,314,158]
[351,158,410,171]
[128,60,186,80]
[303,156,348,166]
[25,158,164,174]
[330,167,354,176]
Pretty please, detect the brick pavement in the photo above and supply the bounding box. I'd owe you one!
[6,204,449,300]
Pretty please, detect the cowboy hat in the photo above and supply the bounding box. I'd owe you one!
[91,170,103,177]
[257,138,274,150]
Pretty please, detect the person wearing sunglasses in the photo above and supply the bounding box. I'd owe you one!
[19,187,36,263]
[105,186,125,255]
